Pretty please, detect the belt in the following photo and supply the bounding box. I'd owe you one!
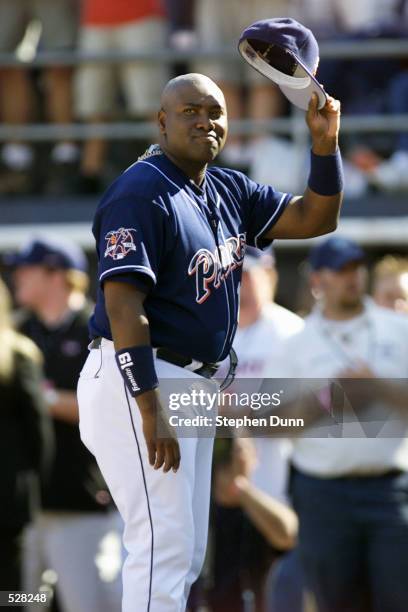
[337,468,406,479]
[157,347,238,390]
[156,347,219,380]
[292,465,406,480]
[89,337,221,381]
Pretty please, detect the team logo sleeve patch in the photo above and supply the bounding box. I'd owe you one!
[104,228,138,260]
[96,197,167,286]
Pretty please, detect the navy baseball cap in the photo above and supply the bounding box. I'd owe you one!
[5,236,88,273]
[238,18,327,111]
[243,246,275,271]
[309,237,365,271]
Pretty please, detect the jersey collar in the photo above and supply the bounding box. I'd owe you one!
[142,145,207,191]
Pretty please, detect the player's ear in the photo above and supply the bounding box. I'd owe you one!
[158,109,166,134]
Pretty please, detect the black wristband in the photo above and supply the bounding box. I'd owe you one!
[308,149,344,196]
[115,345,159,397]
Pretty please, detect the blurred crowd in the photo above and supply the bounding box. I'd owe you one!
[0,0,407,197]
[1,233,408,612]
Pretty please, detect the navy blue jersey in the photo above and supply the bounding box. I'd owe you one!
[90,149,292,362]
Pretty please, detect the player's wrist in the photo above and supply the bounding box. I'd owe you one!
[311,137,338,156]
[115,345,159,397]
[136,389,160,413]
[308,147,344,196]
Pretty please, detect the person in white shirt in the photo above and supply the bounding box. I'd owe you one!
[233,246,303,499]
[271,236,408,612]
[213,247,305,611]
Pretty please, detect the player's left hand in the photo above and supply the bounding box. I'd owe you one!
[306,92,341,156]
[137,389,180,473]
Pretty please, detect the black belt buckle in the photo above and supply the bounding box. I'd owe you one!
[194,362,219,380]
[156,347,219,380]
[156,348,192,368]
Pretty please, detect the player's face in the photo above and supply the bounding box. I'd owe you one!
[315,261,367,311]
[159,81,228,164]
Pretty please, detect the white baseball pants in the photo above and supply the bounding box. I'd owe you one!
[77,339,216,612]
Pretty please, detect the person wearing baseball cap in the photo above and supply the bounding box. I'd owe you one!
[307,236,367,315]
[268,236,408,612]
[6,236,88,272]
[7,236,122,612]
[308,235,365,272]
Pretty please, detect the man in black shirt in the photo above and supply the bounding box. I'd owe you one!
[9,237,122,612]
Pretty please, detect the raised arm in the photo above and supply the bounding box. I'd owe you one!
[104,280,180,473]
[266,93,343,240]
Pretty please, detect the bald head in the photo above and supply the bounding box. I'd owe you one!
[157,73,228,172]
[160,73,225,110]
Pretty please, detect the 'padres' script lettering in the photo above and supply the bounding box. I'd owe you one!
[188,234,246,304]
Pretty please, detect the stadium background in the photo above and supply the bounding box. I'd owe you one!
[0,0,407,310]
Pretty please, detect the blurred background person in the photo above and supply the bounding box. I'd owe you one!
[208,247,305,612]
[166,0,196,51]
[372,254,408,313]
[291,0,402,37]
[0,0,79,196]
[75,0,168,193]
[212,437,301,612]
[229,247,303,498]
[245,0,405,196]
[271,236,408,612]
[193,0,289,168]
[292,0,408,196]
[0,275,53,609]
[292,0,404,115]
[7,237,122,612]
[362,69,408,192]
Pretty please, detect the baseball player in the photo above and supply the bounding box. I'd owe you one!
[77,18,343,612]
